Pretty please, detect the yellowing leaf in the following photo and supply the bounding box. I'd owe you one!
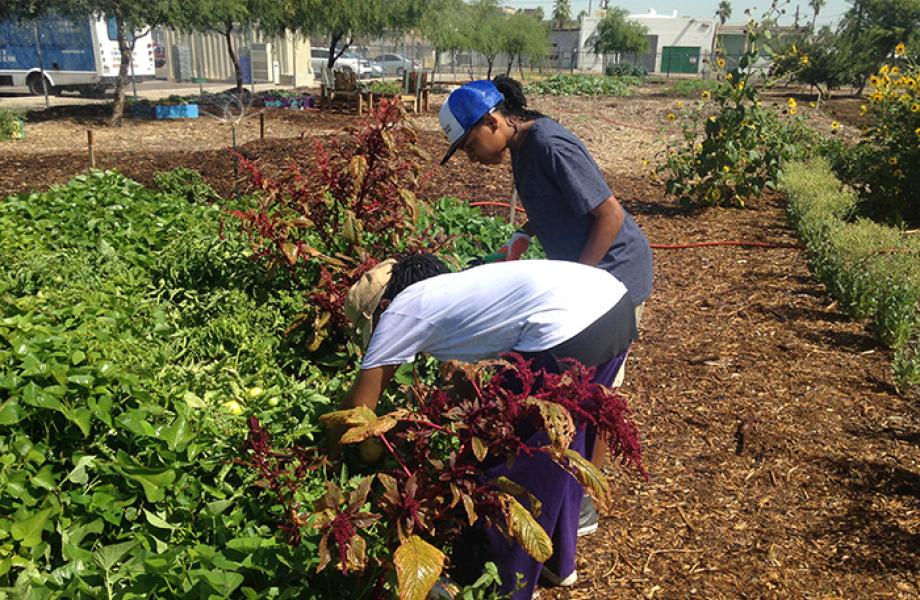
[319,406,377,430]
[564,449,611,512]
[499,493,553,563]
[340,415,399,445]
[525,397,575,453]
[347,155,368,192]
[470,437,488,462]
[394,535,445,600]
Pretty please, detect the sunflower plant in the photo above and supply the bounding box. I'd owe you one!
[656,17,814,208]
[836,43,919,223]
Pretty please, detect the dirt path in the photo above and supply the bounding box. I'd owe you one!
[1,94,916,598]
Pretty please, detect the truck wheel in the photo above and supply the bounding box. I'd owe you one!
[27,73,53,96]
[396,67,405,76]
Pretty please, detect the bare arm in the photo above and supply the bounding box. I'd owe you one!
[578,195,624,266]
[343,364,399,412]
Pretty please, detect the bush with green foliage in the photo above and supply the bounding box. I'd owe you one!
[656,16,839,208]
[605,63,647,77]
[832,48,920,224]
[664,79,721,98]
[0,108,24,141]
[782,158,920,396]
[523,74,641,96]
[152,167,221,204]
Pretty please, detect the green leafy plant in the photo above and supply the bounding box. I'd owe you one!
[656,15,827,207]
[834,45,919,223]
[524,74,641,96]
[664,78,721,98]
[152,167,221,204]
[0,107,24,141]
[782,158,920,396]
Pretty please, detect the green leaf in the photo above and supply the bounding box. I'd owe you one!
[31,464,57,491]
[71,350,86,365]
[21,382,63,412]
[144,509,177,531]
[119,463,176,503]
[0,399,22,425]
[67,455,97,485]
[11,507,55,548]
[394,535,445,600]
[93,540,138,571]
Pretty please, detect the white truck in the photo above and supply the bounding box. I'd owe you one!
[0,13,155,96]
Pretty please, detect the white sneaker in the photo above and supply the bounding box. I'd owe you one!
[541,566,578,587]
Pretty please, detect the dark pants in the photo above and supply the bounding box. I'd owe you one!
[452,298,636,599]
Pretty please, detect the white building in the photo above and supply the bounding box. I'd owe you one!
[578,9,716,75]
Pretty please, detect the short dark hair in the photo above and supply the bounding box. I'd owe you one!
[382,253,450,302]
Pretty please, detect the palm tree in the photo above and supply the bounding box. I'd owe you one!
[552,0,571,30]
[809,0,826,29]
[716,0,732,26]
[711,0,732,74]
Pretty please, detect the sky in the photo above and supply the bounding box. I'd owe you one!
[501,0,851,27]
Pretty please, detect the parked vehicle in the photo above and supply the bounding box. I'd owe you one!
[371,53,420,76]
[311,47,374,78]
[0,13,155,96]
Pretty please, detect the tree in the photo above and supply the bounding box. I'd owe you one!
[467,0,505,78]
[838,0,920,91]
[420,0,470,74]
[500,12,549,76]
[71,0,175,126]
[265,0,424,70]
[809,0,826,29]
[715,0,732,26]
[588,7,649,66]
[176,0,262,96]
[552,0,571,30]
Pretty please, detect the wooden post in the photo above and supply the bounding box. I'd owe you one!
[87,130,95,169]
[259,112,265,139]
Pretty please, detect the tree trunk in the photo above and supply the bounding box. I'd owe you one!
[506,53,515,76]
[327,31,350,69]
[221,24,244,96]
[486,56,494,79]
[110,9,131,127]
[518,54,525,80]
[434,49,440,76]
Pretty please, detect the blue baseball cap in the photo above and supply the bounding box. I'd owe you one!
[439,80,504,165]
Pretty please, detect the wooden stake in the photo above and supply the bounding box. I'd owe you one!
[259,112,265,139]
[87,129,95,169]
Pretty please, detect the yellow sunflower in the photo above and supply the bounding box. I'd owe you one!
[894,42,906,57]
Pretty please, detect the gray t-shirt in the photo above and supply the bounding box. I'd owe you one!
[511,118,653,305]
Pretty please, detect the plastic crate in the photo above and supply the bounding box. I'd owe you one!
[154,104,199,120]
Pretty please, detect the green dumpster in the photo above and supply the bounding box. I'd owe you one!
[661,46,701,75]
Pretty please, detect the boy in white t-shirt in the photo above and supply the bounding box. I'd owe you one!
[341,254,636,600]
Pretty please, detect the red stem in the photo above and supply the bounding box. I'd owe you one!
[380,433,413,479]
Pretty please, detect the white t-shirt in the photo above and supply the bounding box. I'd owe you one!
[361,260,628,369]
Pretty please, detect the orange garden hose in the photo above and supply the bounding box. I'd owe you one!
[467,201,805,250]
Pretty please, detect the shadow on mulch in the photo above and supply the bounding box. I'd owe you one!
[846,424,920,447]
[802,328,879,354]
[813,456,920,575]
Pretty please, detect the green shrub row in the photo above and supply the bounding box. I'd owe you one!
[782,158,920,395]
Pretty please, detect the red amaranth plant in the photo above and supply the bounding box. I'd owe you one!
[237,354,646,599]
[225,100,431,350]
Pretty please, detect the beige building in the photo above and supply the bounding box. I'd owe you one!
[153,26,313,86]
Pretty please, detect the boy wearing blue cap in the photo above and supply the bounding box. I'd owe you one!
[439,75,654,535]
